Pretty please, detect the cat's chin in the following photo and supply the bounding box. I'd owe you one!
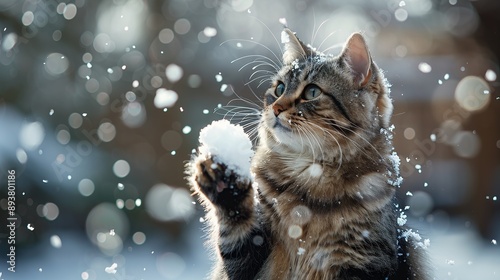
[267,125,310,153]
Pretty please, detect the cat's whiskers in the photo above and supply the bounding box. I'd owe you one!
[232,54,281,72]
[295,124,319,164]
[318,117,385,161]
[311,19,330,49]
[222,38,283,70]
[321,43,344,56]
[240,119,261,143]
[298,122,325,162]
[245,75,273,87]
[302,120,344,173]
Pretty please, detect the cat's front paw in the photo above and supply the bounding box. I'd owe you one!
[191,155,253,210]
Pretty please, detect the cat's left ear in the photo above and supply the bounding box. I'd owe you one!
[282,28,310,65]
[340,33,372,88]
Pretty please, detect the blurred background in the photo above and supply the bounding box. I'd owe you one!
[0,0,499,279]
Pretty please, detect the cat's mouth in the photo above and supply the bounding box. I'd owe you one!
[272,117,292,132]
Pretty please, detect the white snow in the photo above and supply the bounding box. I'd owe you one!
[182,126,192,134]
[215,73,223,82]
[105,263,118,274]
[220,84,228,92]
[154,88,178,108]
[198,120,254,179]
[418,62,432,73]
[203,27,217,37]
[307,163,323,177]
[165,64,183,83]
[430,133,436,142]
[485,69,497,81]
[281,30,290,44]
[279,18,288,26]
[50,235,62,248]
[297,247,306,255]
[400,228,430,249]
[397,211,407,226]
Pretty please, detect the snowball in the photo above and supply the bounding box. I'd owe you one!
[199,120,253,179]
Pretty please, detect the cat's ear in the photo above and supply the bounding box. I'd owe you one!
[340,33,372,88]
[282,28,309,65]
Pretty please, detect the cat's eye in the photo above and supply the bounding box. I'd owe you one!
[303,85,322,100]
[275,82,285,97]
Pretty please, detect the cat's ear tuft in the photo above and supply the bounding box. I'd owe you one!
[341,33,372,88]
[282,28,308,65]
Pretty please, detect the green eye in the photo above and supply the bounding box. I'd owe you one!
[275,82,285,97]
[303,85,322,100]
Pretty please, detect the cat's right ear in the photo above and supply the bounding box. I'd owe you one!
[340,33,372,88]
[282,28,307,65]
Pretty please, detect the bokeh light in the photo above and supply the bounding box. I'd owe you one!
[42,202,60,221]
[44,53,69,76]
[19,121,45,150]
[145,184,194,222]
[78,179,95,197]
[86,203,129,255]
[113,160,131,178]
[454,76,490,112]
[156,252,186,279]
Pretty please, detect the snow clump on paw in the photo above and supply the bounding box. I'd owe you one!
[199,119,254,179]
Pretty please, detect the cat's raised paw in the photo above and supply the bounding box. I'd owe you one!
[192,156,253,209]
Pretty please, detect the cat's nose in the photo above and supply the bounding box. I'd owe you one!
[272,103,285,116]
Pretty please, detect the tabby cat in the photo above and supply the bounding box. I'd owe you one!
[187,28,428,280]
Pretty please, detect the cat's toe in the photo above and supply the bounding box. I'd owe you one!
[193,157,225,200]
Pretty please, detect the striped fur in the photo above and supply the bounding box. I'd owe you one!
[188,29,428,279]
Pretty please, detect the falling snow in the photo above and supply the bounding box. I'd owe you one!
[279,18,288,26]
[215,73,223,82]
[154,88,178,108]
[418,62,432,73]
[397,211,407,226]
[105,263,118,274]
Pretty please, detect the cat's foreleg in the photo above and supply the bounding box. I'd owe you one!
[189,155,269,280]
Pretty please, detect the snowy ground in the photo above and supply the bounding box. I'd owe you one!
[3,217,499,280]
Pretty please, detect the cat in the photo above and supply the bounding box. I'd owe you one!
[187,28,428,280]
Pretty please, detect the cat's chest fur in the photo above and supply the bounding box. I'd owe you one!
[253,149,397,279]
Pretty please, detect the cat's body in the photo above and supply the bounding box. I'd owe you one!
[188,29,428,280]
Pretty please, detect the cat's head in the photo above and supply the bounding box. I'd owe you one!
[259,29,393,161]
